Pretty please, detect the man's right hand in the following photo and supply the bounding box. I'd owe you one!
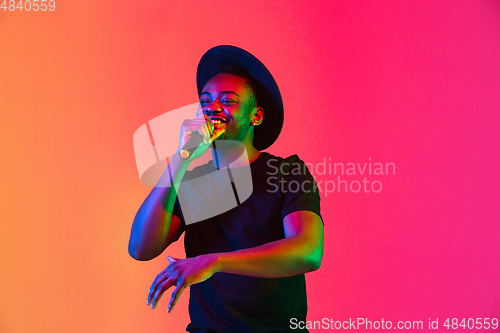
[178,111,225,160]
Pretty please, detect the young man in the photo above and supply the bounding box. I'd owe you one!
[129,45,324,332]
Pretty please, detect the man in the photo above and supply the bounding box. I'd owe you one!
[129,45,324,332]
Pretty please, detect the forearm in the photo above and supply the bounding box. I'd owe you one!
[128,153,190,260]
[213,234,323,278]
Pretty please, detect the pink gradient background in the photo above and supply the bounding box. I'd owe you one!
[1,1,499,332]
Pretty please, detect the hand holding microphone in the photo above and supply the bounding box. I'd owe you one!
[178,112,225,160]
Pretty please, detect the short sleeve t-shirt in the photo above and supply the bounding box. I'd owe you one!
[172,152,322,333]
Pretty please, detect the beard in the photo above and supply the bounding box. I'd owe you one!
[218,118,252,142]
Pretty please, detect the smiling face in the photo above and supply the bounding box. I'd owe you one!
[199,73,263,145]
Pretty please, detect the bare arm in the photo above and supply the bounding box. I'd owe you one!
[147,211,324,311]
[216,210,324,277]
[128,153,191,261]
[128,112,224,261]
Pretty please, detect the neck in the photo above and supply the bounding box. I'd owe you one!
[210,140,261,169]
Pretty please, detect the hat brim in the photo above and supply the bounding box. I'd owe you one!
[196,45,283,151]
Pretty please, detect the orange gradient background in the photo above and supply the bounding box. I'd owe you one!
[1,1,499,332]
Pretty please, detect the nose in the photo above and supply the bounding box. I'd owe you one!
[203,101,223,115]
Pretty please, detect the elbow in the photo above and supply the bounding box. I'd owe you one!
[310,234,324,271]
[303,246,323,272]
[302,254,321,272]
[309,257,322,271]
[128,229,166,261]
[296,257,321,273]
[128,246,147,261]
[128,249,143,261]
[128,241,156,261]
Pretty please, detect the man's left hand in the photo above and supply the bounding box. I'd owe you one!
[146,254,220,312]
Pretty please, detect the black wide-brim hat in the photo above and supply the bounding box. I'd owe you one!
[196,45,284,151]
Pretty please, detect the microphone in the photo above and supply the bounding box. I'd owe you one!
[179,131,204,159]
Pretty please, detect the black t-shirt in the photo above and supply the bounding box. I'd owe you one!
[172,152,322,333]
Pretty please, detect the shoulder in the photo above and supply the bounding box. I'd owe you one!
[281,154,307,167]
[255,153,315,184]
[258,152,307,168]
[274,154,312,176]
[255,153,312,175]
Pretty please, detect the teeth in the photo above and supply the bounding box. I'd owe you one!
[211,119,223,124]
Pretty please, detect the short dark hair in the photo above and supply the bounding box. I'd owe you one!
[211,64,260,109]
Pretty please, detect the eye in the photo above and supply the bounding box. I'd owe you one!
[222,99,236,105]
[200,99,210,105]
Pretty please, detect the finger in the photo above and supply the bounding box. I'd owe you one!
[151,277,176,309]
[208,128,226,145]
[202,114,214,143]
[184,126,194,138]
[147,277,161,306]
[167,283,185,313]
[147,269,171,305]
[147,279,161,306]
[203,113,215,135]
[198,121,211,145]
[189,117,211,144]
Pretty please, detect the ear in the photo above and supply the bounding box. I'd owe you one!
[251,107,264,126]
